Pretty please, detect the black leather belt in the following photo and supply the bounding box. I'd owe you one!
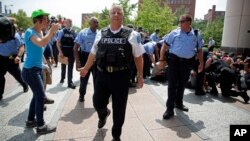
[97,65,128,73]
[169,53,195,62]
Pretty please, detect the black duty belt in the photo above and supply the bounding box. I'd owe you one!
[97,65,128,73]
[169,53,195,62]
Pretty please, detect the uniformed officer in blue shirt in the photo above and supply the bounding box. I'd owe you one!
[73,17,99,102]
[0,33,28,100]
[57,18,77,89]
[158,14,204,120]
[150,28,160,42]
[143,41,156,78]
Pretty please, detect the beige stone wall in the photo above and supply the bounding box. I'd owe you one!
[222,0,250,55]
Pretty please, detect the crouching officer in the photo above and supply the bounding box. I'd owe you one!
[0,21,28,100]
[79,4,144,141]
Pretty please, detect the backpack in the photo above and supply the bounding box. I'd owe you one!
[0,16,15,43]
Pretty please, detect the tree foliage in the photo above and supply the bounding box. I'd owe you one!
[89,0,137,29]
[93,8,110,29]
[193,17,224,47]
[11,9,32,30]
[203,17,224,46]
[173,5,186,25]
[117,0,137,25]
[135,0,175,37]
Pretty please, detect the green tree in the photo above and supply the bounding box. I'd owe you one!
[192,18,208,31]
[11,9,32,30]
[94,0,137,29]
[192,18,208,46]
[135,0,175,37]
[94,8,110,29]
[116,0,137,25]
[202,17,224,47]
[72,25,81,33]
[173,5,186,25]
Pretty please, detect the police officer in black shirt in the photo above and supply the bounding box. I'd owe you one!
[206,58,249,103]
[79,5,144,141]
[57,18,77,89]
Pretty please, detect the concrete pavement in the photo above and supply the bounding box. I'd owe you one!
[1,64,250,141]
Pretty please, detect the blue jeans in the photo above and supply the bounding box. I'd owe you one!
[22,67,45,126]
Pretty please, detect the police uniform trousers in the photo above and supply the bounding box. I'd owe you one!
[0,55,27,96]
[79,51,96,97]
[52,41,58,65]
[195,69,205,93]
[166,53,194,112]
[61,47,75,84]
[93,68,130,139]
[220,67,239,96]
[143,53,151,78]
[129,61,137,83]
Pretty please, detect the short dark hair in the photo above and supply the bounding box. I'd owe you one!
[180,14,193,22]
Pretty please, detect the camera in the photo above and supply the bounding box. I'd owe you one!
[49,16,58,24]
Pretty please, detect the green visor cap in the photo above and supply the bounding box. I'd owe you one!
[31,9,50,18]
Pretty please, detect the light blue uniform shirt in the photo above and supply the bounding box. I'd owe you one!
[0,34,24,57]
[23,28,44,68]
[164,27,203,59]
[74,28,97,53]
[150,32,159,42]
[143,41,156,55]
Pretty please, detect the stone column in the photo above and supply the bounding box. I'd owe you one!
[221,0,250,56]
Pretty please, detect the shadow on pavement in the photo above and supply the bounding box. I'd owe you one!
[60,102,95,124]
[93,129,108,141]
[46,83,69,94]
[184,90,238,105]
[128,87,137,95]
[8,109,29,127]
[184,92,215,105]
[176,112,205,132]
[0,91,23,107]
[6,128,40,141]
[155,117,202,139]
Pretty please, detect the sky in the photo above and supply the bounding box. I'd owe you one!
[1,0,227,27]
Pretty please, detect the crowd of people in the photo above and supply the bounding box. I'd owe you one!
[0,4,250,141]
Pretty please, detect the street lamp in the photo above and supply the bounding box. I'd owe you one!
[4,4,13,16]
